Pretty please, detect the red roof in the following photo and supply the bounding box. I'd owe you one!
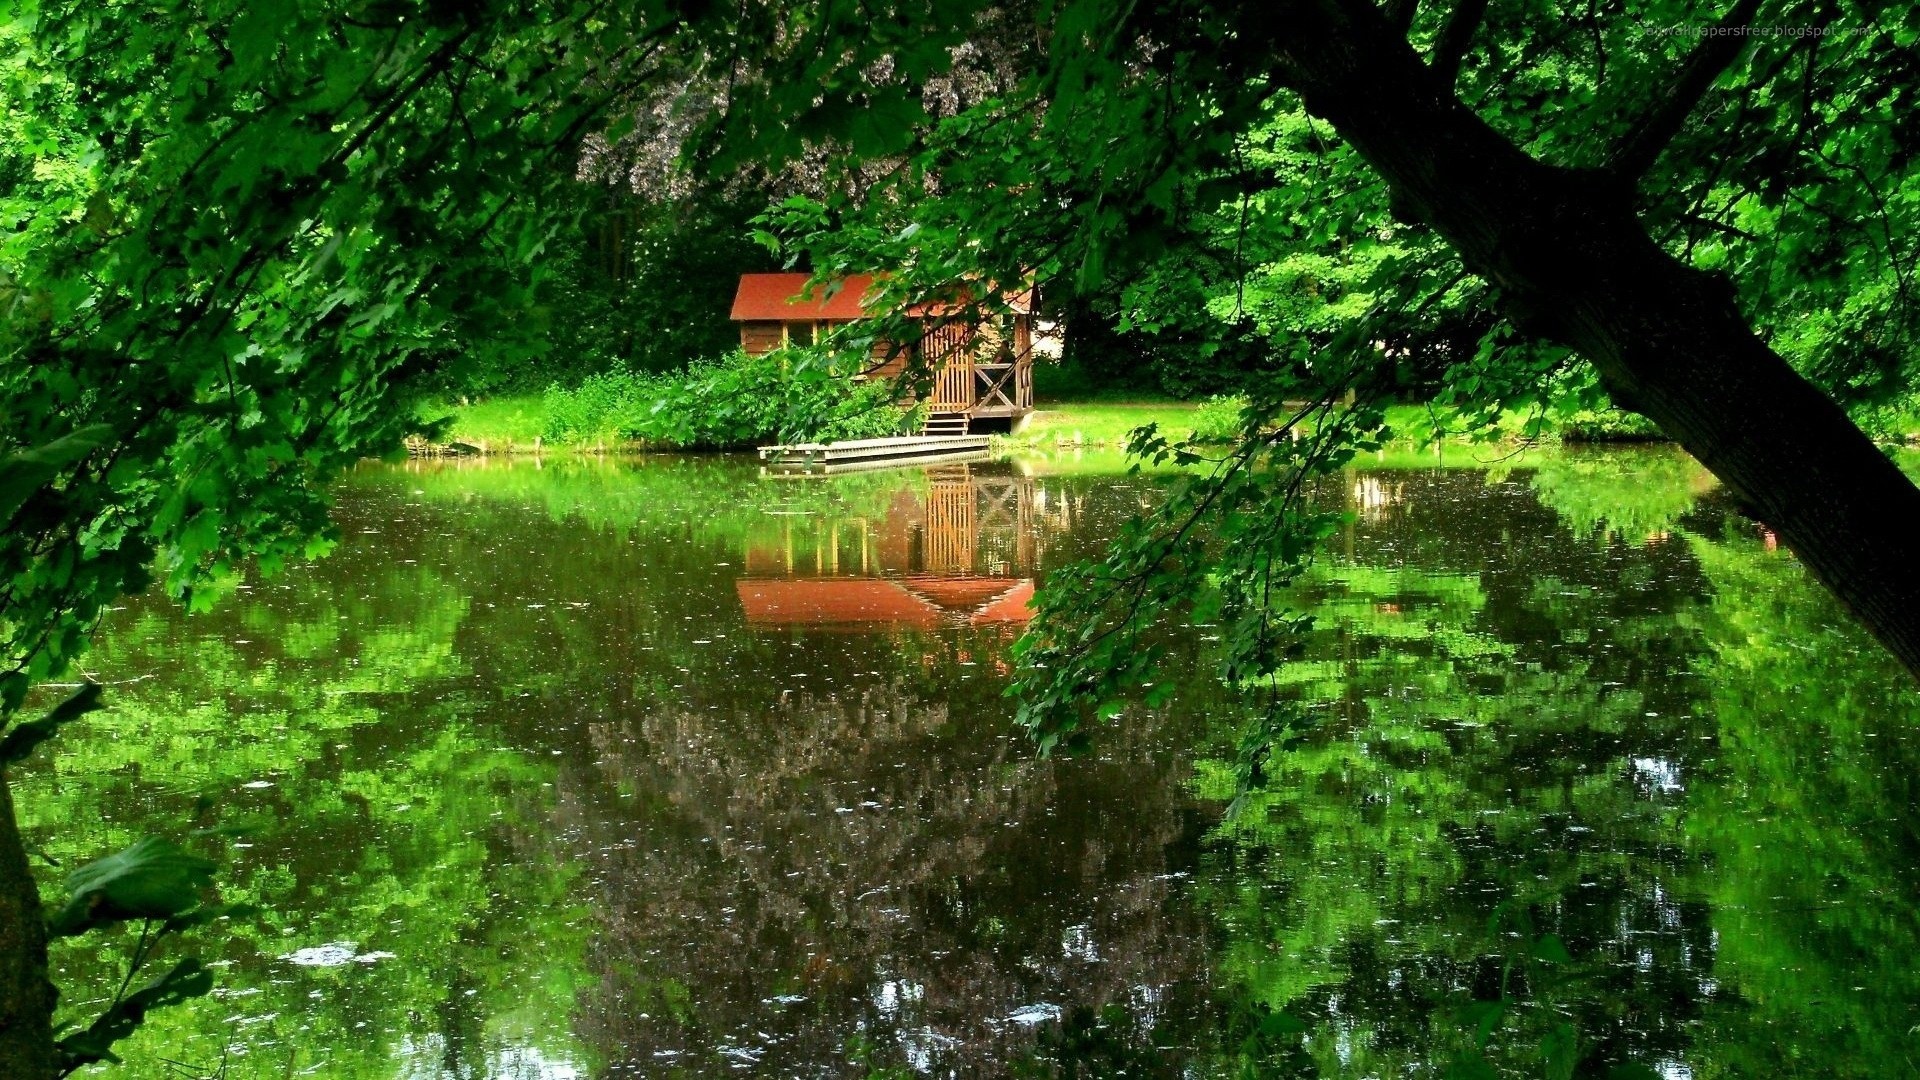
[731,274,879,321]
[731,273,1034,321]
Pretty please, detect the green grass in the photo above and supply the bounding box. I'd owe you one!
[1008,399,1544,452]
[417,392,1731,457]
[1000,400,1207,448]
[422,394,1217,454]
[420,394,552,451]
[426,391,643,452]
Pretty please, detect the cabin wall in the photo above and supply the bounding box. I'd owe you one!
[868,340,910,378]
[743,319,850,355]
[741,321,784,356]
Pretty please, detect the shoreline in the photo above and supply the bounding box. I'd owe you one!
[417,395,1793,458]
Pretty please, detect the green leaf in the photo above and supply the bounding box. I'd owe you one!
[162,901,257,935]
[1543,1021,1579,1080]
[1456,999,1505,1046]
[1443,1055,1501,1080]
[48,837,218,937]
[1259,1008,1308,1037]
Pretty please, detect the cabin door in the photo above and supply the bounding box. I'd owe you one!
[921,323,975,411]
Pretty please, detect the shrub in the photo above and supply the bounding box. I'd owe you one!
[542,369,656,444]
[1190,394,1249,443]
[541,347,911,450]
[1556,407,1666,443]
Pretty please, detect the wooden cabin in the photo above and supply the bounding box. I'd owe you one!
[730,272,1035,434]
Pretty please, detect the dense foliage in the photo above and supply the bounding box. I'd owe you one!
[9,0,1920,1074]
[541,347,915,448]
[444,191,771,398]
[0,0,694,1072]
[721,0,1920,736]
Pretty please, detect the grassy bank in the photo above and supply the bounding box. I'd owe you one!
[418,394,557,453]
[998,400,1213,448]
[1002,400,1658,452]
[418,394,1646,455]
[418,393,653,454]
[418,394,1220,454]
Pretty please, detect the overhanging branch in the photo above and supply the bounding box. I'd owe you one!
[1430,0,1489,85]
[1382,0,1419,37]
[1607,0,1764,182]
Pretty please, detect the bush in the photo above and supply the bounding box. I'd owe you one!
[542,369,656,443]
[1556,407,1666,442]
[1190,394,1249,443]
[542,347,917,449]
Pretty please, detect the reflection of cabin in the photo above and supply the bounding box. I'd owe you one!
[735,578,1035,631]
[734,464,1040,631]
[730,273,1035,435]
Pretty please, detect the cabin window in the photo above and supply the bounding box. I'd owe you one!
[787,321,815,347]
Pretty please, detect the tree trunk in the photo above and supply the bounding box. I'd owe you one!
[0,773,57,1080]
[1254,0,1920,678]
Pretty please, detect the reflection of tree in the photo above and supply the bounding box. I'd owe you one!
[16,512,588,1078]
[560,660,1214,1076]
[31,452,1885,1077]
[1524,446,1710,543]
[15,454,1224,1077]
[1679,522,1920,1077]
[1188,468,1724,1076]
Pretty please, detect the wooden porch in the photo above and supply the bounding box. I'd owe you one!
[917,319,1035,436]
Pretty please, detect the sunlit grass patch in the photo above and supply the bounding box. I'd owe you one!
[1001,400,1208,448]
[421,394,552,450]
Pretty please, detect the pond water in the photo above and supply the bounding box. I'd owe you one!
[17,446,1920,1078]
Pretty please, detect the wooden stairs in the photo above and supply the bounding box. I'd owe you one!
[922,412,971,437]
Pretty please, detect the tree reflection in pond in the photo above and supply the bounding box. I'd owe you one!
[1180,454,1919,1077]
[14,450,1919,1077]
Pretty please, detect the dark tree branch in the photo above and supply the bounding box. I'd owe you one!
[1248,0,1920,680]
[1607,0,1764,182]
[1430,0,1489,84]
[1677,210,1759,243]
[1382,0,1419,37]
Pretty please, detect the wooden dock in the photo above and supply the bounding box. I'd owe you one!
[758,435,993,473]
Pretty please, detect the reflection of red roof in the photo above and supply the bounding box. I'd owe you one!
[906,576,1020,611]
[730,274,879,321]
[736,576,1036,630]
[737,578,938,629]
[973,580,1035,623]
